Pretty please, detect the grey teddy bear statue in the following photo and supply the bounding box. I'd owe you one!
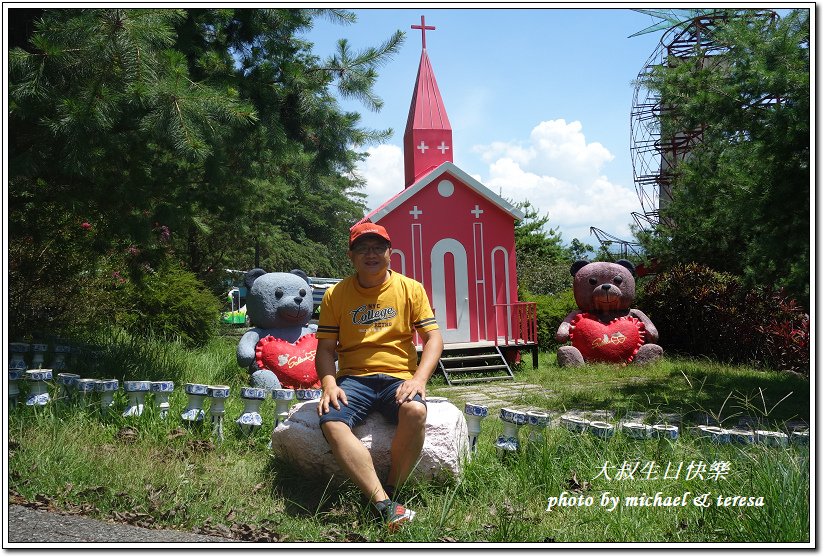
[236,268,319,390]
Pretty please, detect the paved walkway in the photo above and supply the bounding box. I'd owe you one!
[430,381,629,425]
[6,504,234,545]
[431,380,546,412]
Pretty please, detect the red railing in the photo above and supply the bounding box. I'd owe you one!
[493,302,538,346]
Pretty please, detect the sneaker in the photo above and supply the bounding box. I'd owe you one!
[374,499,416,531]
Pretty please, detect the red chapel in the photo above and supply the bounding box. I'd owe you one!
[356,16,536,353]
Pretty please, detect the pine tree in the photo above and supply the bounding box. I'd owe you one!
[636,9,810,304]
[8,8,403,338]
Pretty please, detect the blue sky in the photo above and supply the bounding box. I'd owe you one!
[301,8,674,247]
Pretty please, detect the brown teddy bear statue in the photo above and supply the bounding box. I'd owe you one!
[556,260,663,367]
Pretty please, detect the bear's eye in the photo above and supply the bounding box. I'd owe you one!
[299,289,307,298]
[275,288,284,299]
[588,277,598,286]
[613,276,623,285]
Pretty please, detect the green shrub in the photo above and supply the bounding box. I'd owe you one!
[639,263,809,375]
[118,263,220,347]
[522,288,578,352]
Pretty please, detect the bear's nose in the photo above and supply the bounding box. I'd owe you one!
[294,296,303,304]
[601,284,612,291]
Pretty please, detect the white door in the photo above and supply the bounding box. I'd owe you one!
[431,239,471,343]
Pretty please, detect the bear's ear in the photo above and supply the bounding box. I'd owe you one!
[570,260,589,277]
[244,268,267,290]
[290,268,311,288]
[615,259,636,276]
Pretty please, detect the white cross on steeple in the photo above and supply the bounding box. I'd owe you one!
[409,206,423,219]
[417,141,429,153]
[437,141,450,154]
[471,205,484,218]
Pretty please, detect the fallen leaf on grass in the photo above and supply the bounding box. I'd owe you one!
[252,482,266,494]
[184,439,215,453]
[344,532,368,543]
[194,520,288,542]
[64,502,95,515]
[112,510,156,529]
[9,491,26,505]
[146,485,164,511]
[28,494,57,511]
[116,427,139,443]
[167,428,187,440]
[76,485,108,497]
[567,470,590,492]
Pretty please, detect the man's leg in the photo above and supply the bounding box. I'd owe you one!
[321,420,388,504]
[386,401,427,490]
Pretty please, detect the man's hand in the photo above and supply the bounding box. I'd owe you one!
[395,376,428,405]
[316,338,343,416]
[318,375,347,416]
[394,328,441,405]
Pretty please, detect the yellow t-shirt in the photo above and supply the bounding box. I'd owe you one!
[316,271,439,380]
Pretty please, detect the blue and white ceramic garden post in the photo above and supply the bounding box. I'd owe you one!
[151,381,175,418]
[464,403,489,453]
[25,369,52,406]
[273,388,297,428]
[57,373,80,402]
[8,343,28,406]
[182,383,208,424]
[237,387,266,435]
[208,385,231,441]
[51,344,72,372]
[75,378,98,406]
[96,379,119,409]
[123,380,152,417]
[9,343,29,371]
[496,408,527,457]
[30,343,48,369]
[526,411,549,447]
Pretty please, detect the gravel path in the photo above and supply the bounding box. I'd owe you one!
[6,504,237,545]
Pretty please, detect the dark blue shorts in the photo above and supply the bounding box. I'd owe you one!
[318,374,426,429]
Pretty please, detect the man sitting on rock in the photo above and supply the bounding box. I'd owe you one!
[316,222,443,530]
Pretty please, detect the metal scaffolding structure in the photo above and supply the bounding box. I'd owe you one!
[587,9,777,259]
[589,227,643,260]
[629,10,778,231]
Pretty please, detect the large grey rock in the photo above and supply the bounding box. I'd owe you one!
[271,398,469,483]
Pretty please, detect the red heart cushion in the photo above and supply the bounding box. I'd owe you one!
[569,313,646,364]
[255,333,320,389]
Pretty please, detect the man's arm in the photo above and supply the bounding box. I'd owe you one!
[395,327,443,404]
[317,337,347,415]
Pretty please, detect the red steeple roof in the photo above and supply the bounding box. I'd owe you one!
[403,17,453,188]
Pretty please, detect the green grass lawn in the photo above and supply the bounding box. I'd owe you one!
[431,352,809,428]
[7,336,810,544]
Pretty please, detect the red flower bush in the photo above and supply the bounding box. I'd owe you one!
[639,263,809,376]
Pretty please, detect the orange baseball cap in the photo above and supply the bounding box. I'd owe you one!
[349,222,391,248]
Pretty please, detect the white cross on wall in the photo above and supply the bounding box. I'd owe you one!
[471,205,484,218]
[417,141,429,153]
[409,206,423,219]
[437,141,450,154]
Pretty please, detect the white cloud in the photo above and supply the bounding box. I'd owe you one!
[354,119,640,248]
[474,119,638,245]
[353,144,405,213]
